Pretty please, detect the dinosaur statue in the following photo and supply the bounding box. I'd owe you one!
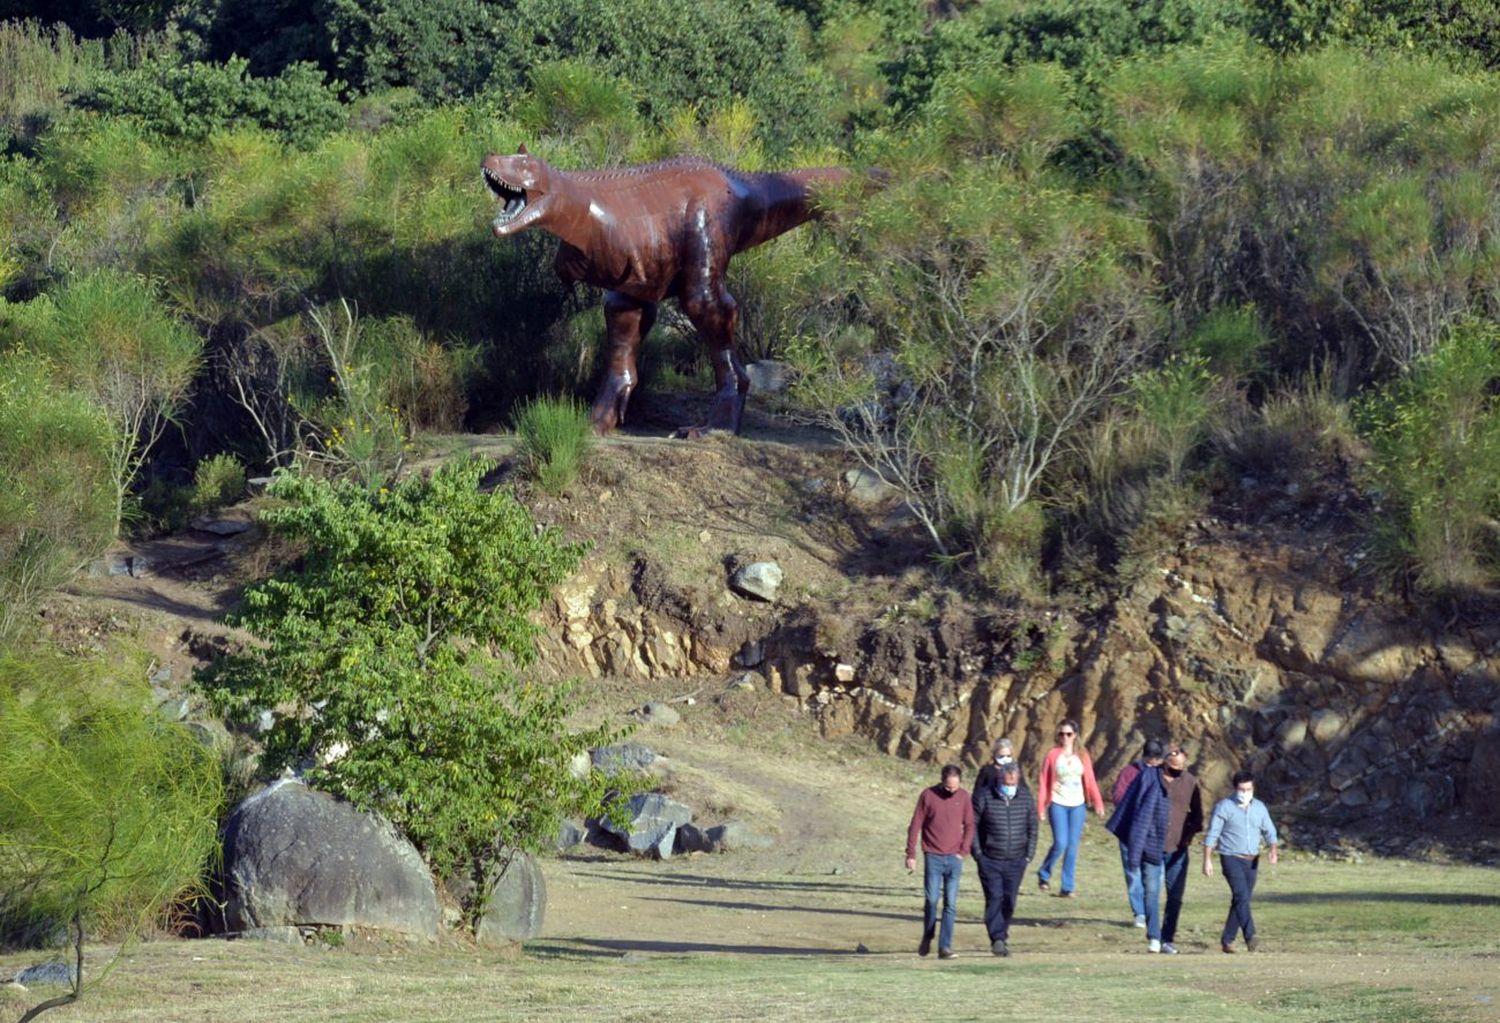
[481,146,848,436]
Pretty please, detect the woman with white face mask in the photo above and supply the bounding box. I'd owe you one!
[1203,769,1281,953]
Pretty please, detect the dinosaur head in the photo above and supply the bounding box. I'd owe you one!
[481,145,554,237]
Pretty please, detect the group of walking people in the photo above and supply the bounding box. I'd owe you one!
[904,721,1281,958]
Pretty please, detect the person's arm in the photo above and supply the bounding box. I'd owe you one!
[1202,802,1223,877]
[1036,750,1054,820]
[1082,751,1106,816]
[1260,803,1280,865]
[970,790,986,860]
[1112,762,1139,805]
[960,793,976,859]
[1185,781,1205,842]
[906,792,927,871]
[1025,799,1038,862]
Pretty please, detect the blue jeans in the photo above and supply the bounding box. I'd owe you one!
[1220,854,1259,946]
[1119,841,1145,918]
[1039,803,1086,893]
[923,853,962,951]
[1162,848,1190,942]
[1140,858,1164,940]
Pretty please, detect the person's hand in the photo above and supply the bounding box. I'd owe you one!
[905,856,916,873]
[1268,846,1279,866]
[1203,860,1213,878]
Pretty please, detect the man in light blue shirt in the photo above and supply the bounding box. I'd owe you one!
[1203,769,1279,953]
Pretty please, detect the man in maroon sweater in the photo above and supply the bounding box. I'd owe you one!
[905,764,974,958]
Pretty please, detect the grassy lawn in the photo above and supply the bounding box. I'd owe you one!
[3,840,1496,1023]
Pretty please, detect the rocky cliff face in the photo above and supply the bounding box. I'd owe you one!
[535,515,1500,846]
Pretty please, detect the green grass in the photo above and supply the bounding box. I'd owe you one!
[513,395,594,496]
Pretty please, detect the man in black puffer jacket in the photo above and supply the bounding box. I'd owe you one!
[972,761,1038,957]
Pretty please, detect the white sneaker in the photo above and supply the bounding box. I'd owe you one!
[1133,915,1147,928]
[1160,942,1179,954]
[1147,939,1161,953]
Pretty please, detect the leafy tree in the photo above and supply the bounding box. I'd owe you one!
[0,351,116,645]
[196,457,628,924]
[0,649,222,1022]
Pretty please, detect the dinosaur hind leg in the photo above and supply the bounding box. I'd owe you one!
[677,284,746,438]
[590,291,656,435]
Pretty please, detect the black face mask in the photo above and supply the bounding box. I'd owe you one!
[1164,766,1183,778]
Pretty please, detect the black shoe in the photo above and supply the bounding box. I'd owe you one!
[1246,936,1258,953]
[1058,890,1076,899]
[918,932,932,957]
[991,939,1009,957]
[938,948,956,959]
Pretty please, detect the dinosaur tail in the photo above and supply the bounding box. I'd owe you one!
[736,166,853,251]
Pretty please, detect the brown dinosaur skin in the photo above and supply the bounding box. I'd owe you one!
[482,146,847,436]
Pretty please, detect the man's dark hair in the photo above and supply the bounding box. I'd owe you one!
[1231,769,1255,786]
[999,762,1020,779]
[941,764,962,781]
[1143,738,1166,760]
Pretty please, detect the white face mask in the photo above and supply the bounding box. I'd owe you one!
[1235,788,1254,806]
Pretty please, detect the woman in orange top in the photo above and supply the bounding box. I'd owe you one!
[1035,718,1105,896]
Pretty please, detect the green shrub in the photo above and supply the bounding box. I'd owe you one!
[75,56,345,149]
[192,452,246,512]
[0,647,221,985]
[13,269,202,535]
[297,298,410,490]
[1182,304,1272,381]
[0,350,116,645]
[196,458,627,926]
[1356,320,1500,593]
[793,106,1160,582]
[513,395,594,496]
[1130,354,1217,482]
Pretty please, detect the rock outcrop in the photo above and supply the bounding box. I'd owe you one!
[534,521,1499,835]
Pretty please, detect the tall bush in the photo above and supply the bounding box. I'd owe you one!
[792,90,1158,589]
[0,649,222,1018]
[0,350,116,645]
[196,458,628,925]
[10,270,202,534]
[1356,320,1500,593]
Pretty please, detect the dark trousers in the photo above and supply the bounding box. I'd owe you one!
[1162,848,1190,943]
[922,853,962,951]
[1220,854,1259,945]
[977,854,1027,942]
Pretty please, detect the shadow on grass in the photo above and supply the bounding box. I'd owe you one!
[637,895,914,923]
[571,937,866,956]
[1259,891,1500,907]
[523,943,628,961]
[572,869,909,898]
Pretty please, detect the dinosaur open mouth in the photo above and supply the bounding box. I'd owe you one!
[483,166,528,226]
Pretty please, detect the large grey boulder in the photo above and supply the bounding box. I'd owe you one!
[598,793,694,859]
[221,778,439,940]
[730,562,783,603]
[476,852,547,945]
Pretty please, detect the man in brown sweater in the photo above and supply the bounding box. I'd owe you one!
[1157,743,1205,954]
[905,764,974,958]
